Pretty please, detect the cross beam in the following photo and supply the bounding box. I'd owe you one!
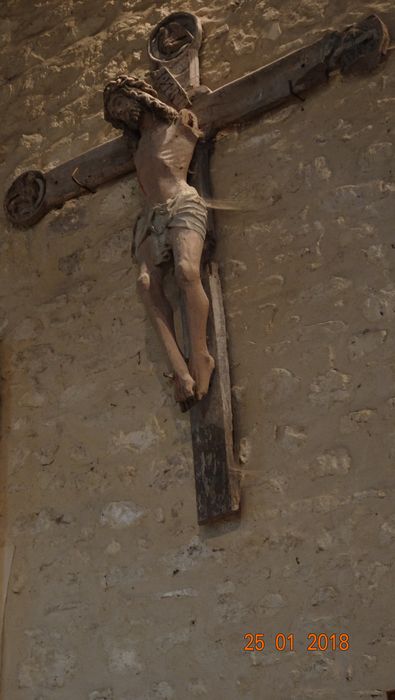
[194,14,389,132]
[3,13,390,525]
[4,15,388,229]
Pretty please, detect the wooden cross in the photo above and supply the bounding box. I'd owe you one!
[4,13,389,525]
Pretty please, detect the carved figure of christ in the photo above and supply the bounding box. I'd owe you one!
[103,75,215,410]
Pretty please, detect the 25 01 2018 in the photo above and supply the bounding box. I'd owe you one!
[243,633,350,652]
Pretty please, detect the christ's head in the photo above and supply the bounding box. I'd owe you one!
[105,92,143,131]
[103,74,178,134]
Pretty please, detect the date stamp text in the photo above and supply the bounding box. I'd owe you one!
[243,633,350,653]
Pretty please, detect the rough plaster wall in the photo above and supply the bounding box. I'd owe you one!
[1,0,395,698]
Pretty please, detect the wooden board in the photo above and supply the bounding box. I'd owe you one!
[148,11,202,107]
[4,14,389,228]
[194,14,389,134]
[189,263,240,524]
[4,134,137,228]
[187,141,240,524]
[150,13,241,524]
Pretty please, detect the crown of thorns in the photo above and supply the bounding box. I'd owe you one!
[103,74,178,130]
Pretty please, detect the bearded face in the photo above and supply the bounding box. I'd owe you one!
[105,91,143,132]
[103,75,179,133]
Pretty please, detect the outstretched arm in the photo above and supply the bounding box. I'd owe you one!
[193,14,389,135]
[4,14,389,228]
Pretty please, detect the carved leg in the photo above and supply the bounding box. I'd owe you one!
[136,256,195,404]
[170,227,215,400]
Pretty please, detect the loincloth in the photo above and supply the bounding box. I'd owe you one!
[132,185,207,266]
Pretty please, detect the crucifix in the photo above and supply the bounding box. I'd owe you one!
[4,13,389,524]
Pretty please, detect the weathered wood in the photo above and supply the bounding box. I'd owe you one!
[187,141,240,524]
[4,14,389,228]
[194,14,389,134]
[4,134,137,228]
[148,11,202,107]
[151,15,240,523]
[188,262,240,524]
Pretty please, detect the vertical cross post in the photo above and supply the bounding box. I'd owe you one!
[148,13,241,524]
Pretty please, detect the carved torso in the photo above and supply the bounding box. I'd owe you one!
[134,113,199,205]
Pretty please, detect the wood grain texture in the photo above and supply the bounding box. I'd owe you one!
[4,14,389,227]
[46,133,137,205]
[193,14,389,134]
[189,262,240,524]
[188,141,240,524]
[5,134,137,228]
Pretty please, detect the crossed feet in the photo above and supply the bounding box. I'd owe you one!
[174,351,215,412]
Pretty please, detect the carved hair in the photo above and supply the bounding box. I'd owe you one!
[103,74,179,131]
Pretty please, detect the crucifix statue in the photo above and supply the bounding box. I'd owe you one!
[4,12,390,524]
[103,74,214,412]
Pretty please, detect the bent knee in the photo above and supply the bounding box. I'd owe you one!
[137,271,150,294]
[175,260,200,287]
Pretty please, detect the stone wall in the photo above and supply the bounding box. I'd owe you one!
[1,1,395,698]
